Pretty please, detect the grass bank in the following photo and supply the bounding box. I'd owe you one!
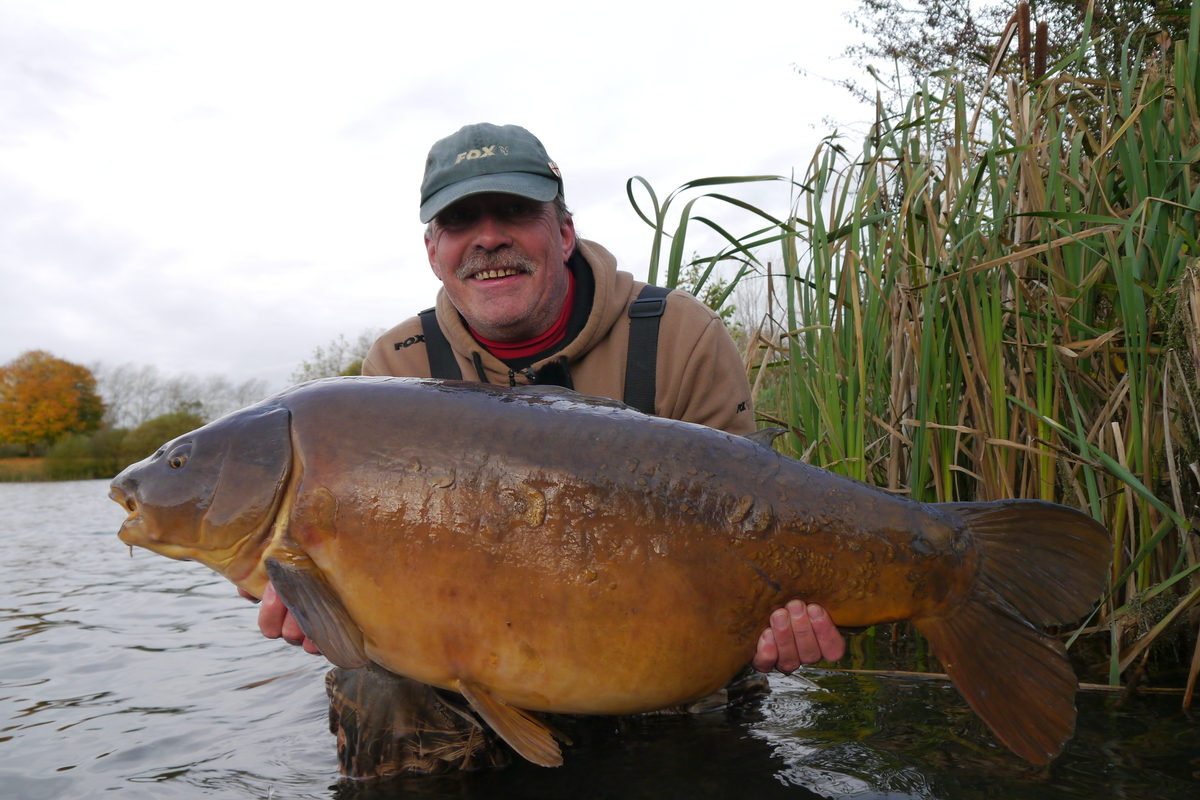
[0,457,46,482]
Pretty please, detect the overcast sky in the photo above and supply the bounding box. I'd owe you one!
[0,0,872,393]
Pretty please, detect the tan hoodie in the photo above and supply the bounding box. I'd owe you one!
[362,239,755,435]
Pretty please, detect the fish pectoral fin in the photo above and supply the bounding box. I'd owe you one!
[265,556,369,670]
[456,680,563,767]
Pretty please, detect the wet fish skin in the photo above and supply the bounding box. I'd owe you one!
[110,376,1110,767]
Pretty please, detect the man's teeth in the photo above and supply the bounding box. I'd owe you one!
[473,268,521,280]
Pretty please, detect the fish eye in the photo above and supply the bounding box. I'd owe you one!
[166,444,192,469]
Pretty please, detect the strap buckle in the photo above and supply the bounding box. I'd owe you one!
[629,297,667,318]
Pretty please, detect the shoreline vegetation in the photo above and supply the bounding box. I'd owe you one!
[628,4,1200,697]
[0,457,44,482]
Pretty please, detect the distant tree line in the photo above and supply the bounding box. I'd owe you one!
[0,350,269,481]
[1,331,383,481]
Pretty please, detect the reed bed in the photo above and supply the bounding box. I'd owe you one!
[631,4,1200,697]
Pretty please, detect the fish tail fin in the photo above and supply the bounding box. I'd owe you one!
[914,499,1110,764]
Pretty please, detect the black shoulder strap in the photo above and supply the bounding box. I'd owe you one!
[623,285,670,415]
[418,308,462,380]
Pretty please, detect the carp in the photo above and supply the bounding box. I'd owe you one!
[109,376,1109,767]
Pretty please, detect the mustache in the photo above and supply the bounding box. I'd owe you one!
[457,248,537,280]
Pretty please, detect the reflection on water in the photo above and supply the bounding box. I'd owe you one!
[1,480,1198,799]
[753,673,1200,799]
[0,480,336,800]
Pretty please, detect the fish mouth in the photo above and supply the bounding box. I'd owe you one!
[110,486,138,517]
[114,511,150,549]
[109,483,144,543]
[108,481,170,554]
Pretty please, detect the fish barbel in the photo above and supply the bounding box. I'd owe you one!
[109,377,1109,767]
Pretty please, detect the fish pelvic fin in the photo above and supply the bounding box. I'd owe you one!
[456,680,564,767]
[916,499,1110,764]
[265,556,369,669]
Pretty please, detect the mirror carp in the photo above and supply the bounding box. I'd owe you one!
[110,376,1110,767]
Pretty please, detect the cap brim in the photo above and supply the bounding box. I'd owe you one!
[420,172,560,223]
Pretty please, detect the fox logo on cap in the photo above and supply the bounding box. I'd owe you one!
[454,146,498,164]
[420,123,564,224]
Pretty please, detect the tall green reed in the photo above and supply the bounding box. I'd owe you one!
[631,4,1200,693]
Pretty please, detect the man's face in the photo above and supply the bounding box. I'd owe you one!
[425,193,576,342]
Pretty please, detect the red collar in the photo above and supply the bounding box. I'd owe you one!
[469,271,575,361]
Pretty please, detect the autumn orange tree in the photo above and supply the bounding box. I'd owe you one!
[0,350,105,455]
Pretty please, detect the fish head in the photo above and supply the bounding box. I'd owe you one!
[109,404,292,583]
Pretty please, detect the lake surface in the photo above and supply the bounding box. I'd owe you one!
[2,479,1198,799]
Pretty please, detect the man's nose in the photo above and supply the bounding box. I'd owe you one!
[472,210,513,250]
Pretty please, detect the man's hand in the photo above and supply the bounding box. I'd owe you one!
[752,600,845,673]
[239,583,322,656]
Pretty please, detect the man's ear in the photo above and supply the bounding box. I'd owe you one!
[559,215,576,263]
[425,226,443,279]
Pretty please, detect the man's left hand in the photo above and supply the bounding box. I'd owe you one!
[239,583,322,655]
[752,600,845,673]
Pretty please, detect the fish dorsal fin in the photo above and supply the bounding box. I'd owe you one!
[456,680,563,767]
[265,556,369,669]
[511,384,635,412]
[744,427,787,449]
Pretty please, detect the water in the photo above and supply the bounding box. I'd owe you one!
[2,480,1198,799]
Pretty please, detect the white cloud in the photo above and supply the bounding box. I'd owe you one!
[0,0,868,391]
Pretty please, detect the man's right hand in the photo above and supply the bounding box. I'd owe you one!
[751,600,844,673]
[242,582,323,656]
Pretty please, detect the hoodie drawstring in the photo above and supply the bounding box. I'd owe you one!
[471,352,488,383]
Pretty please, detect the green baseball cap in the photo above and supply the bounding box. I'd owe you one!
[419,123,563,223]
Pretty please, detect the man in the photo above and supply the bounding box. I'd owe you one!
[251,123,843,774]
